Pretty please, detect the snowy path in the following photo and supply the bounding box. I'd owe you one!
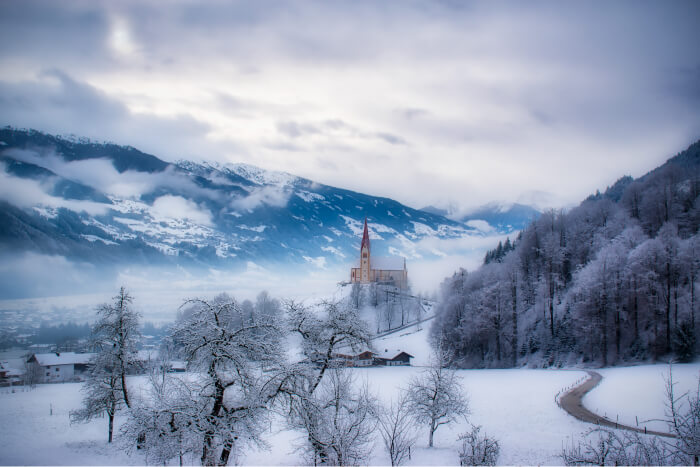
[559,370,675,438]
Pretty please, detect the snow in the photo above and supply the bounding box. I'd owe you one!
[584,363,700,433]
[2,360,698,465]
[302,255,327,268]
[237,224,268,233]
[3,310,699,465]
[33,206,59,219]
[223,162,298,187]
[80,234,117,245]
[32,352,94,366]
[295,190,325,202]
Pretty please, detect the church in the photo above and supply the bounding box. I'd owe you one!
[350,218,408,289]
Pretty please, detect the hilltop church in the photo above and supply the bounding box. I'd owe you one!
[350,218,408,289]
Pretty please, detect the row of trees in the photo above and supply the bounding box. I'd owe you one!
[432,144,700,368]
[70,288,486,466]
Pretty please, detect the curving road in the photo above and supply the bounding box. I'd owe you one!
[559,370,676,438]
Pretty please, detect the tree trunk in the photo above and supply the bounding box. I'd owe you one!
[429,419,436,447]
[666,261,672,353]
[219,436,237,466]
[549,274,555,338]
[202,369,225,466]
[108,411,114,443]
[511,276,518,368]
[121,372,130,409]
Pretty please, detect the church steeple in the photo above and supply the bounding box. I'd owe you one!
[361,217,370,253]
[360,217,371,282]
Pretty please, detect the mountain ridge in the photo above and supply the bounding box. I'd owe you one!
[0,127,492,277]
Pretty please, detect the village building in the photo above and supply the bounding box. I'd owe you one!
[332,350,414,367]
[0,361,24,386]
[350,218,408,289]
[26,352,94,383]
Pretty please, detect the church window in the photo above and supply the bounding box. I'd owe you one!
[362,252,367,258]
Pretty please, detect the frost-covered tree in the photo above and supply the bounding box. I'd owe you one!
[170,294,285,466]
[407,351,469,447]
[93,286,141,408]
[458,425,500,466]
[121,370,199,465]
[666,366,700,464]
[561,428,671,466]
[377,392,416,466]
[293,369,377,466]
[70,287,141,443]
[283,300,373,465]
[431,139,700,368]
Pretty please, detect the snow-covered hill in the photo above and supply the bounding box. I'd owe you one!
[0,128,483,275]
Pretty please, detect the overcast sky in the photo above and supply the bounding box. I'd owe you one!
[1,1,699,213]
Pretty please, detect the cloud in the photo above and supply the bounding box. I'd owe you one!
[4,147,219,201]
[465,219,495,234]
[0,251,113,299]
[231,185,291,211]
[0,1,699,215]
[0,70,222,163]
[150,195,213,226]
[0,162,111,215]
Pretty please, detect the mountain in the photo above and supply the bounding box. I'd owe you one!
[0,127,484,274]
[421,202,540,233]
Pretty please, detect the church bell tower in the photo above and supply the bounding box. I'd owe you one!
[360,218,371,282]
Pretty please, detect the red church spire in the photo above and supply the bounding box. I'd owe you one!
[361,217,370,252]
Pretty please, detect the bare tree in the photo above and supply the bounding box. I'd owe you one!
[23,355,41,388]
[91,286,141,408]
[561,428,670,466]
[458,424,500,466]
[407,351,470,447]
[70,351,123,443]
[377,392,416,466]
[666,365,700,464]
[121,372,200,466]
[170,294,285,466]
[294,369,377,466]
[283,300,373,465]
[70,287,141,443]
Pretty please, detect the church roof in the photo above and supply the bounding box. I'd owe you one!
[372,256,405,270]
[352,256,405,270]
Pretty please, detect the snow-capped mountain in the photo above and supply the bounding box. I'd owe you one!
[0,128,485,272]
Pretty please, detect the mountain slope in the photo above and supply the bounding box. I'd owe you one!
[0,127,481,272]
[431,138,700,368]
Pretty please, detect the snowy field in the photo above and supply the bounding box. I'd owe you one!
[2,315,698,465]
[585,363,700,433]
[3,363,697,465]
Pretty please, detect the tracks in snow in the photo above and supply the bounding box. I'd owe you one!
[558,370,675,438]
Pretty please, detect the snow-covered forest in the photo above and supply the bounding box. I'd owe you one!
[431,141,700,368]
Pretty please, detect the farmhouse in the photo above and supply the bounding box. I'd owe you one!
[350,218,408,289]
[375,350,414,366]
[332,350,414,367]
[26,352,94,383]
[0,361,24,386]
